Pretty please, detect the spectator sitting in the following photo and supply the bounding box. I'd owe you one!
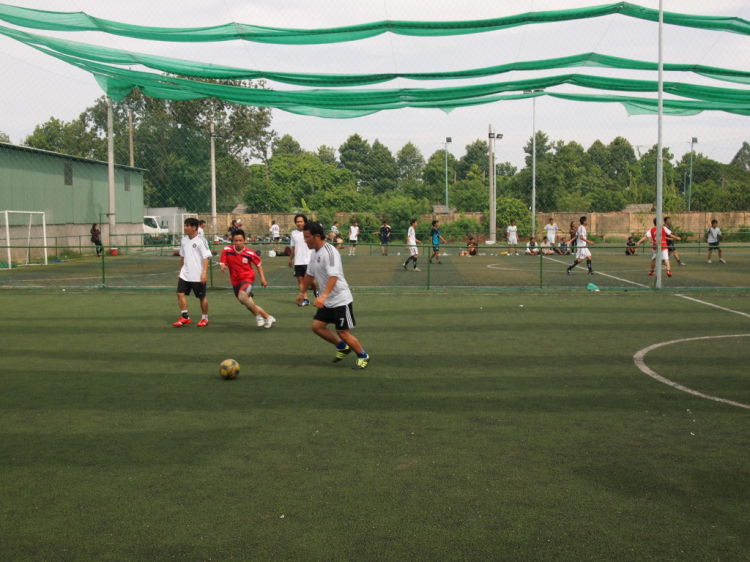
[540,236,554,255]
[625,236,637,255]
[524,238,540,255]
[555,240,571,255]
[460,236,478,257]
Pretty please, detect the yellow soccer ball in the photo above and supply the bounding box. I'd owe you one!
[220,359,240,380]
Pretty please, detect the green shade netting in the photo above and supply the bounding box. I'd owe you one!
[4,24,750,87]
[1,2,749,43]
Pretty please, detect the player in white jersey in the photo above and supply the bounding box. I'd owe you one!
[402,219,422,271]
[288,214,319,306]
[707,219,726,263]
[506,219,519,255]
[269,220,281,251]
[348,221,360,256]
[297,221,370,370]
[566,216,596,275]
[543,218,559,245]
[173,217,213,327]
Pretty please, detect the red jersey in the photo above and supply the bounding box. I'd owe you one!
[219,246,262,286]
[648,226,670,250]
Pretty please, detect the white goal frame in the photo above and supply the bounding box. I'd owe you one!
[172,213,199,238]
[1,210,48,269]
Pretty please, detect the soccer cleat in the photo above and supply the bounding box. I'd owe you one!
[197,318,209,327]
[707,259,712,264]
[256,317,266,327]
[352,354,370,370]
[413,267,421,272]
[333,345,352,363]
[301,299,310,307]
[566,269,572,275]
[437,261,443,264]
[264,316,276,329]
[402,263,407,270]
[679,261,686,266]
[667,271,672,277]
[173,317,191,326]
[314,290,320,298]
[648,271,655,276]
[588,271,596,275]
[719,258,726,264]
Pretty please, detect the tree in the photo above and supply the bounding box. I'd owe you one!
[24,116,99,158]
[523,130,553,167]
[272,134,305,157]
[244,169,294,213]
[730,141,750,172]
[422,149,457,203]
[452,165,488,212]
[396,142,425,181]
[0,131,10,143]
[338,134,371,187]
[317,145,337,167]
[456,139,489,182]
[366,140,398,194]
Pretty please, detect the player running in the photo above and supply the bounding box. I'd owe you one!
[219,229,276,328]
[635,218,678,278]
[289,213,319,306]
[297,221,370,370]
[173,217,212,327]
[566,216,595,275]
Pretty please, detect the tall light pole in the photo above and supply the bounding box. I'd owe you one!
[524,90,543,238]
[210,121,218,238]
[688,137,697,212]
[444,137,451,212]
[487,127,502,244]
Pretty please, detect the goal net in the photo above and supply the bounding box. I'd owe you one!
[0,211,48,269]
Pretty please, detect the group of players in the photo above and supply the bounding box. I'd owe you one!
[172,216,370,370]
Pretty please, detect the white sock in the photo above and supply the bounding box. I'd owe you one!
[202,314,208,320]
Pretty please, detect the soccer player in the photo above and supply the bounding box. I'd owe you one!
[269,220,281,251]
[173,217,212,327]
[402,219,422,271]
[664,217,685,265]
[707,219,726,264]
[525,237,540,255]
[297,221,370,370]
[625,236,637,255]
[429,220,447,263]
[348,221,359,256]
[329,221,343,249]
[543,218,559,246]
[540,236,554,255]
[506,219,519,256]
[634,218,678,277]
[289,213,319,307]
[375,220,391,256]
[219,229,275,328]
[460,236,478,257]
[566,216,595,275]
[197,219,206,237]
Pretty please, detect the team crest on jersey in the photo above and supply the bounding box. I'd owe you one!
[242,257,248,264]
[192,243,197,248]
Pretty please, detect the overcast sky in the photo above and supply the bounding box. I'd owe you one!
[2,0,750,169]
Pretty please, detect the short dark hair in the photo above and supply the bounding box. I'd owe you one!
[711,219,718,225]
[432,220,438,226]
[199,219,206,225]
[410,219,417,225]
[303,220,326,239]
[580,216,587,224]
[663,216,670,222]
[294,213,308,223]
[185,217,199,228]
[232,229,246,239]
[382,219,387,224]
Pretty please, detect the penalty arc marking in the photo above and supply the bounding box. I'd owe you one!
[633,334,750,410]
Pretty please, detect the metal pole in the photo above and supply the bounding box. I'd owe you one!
[444,141,449,211]
[688,138,696,212]
[210,121,217,238]
[488,125,497,243]
[128,110,134,168]
[107,97,116,247]
[655,0,664,289]
[531,97,537,239]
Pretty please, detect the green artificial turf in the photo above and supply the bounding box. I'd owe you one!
[1,290,749,561]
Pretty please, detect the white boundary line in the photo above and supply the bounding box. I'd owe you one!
[542,256,649,287]
[675,294,750,318]
[633,335,750,410]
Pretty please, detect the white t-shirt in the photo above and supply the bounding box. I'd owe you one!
[290,229,311,265]
[197,226,204,237]
[407,226,416,246]
[269,224,280,238]
[576,225,588,247]
[507,225,518,242]
[307,243,353,308]
[179,234,212,282]
[349,225,359,241]
[544,223,559,243]
[330,225,340,238]
[707,226,722,243]
[525,241,538,253]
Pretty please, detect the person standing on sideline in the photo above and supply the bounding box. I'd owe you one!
[375,220,392,256]
[90,223,103,257]
[635,218,678,278]
[197,219,206,237]
[269,220,280,251]
[664,217,685,265]
[329,221,343,249]
[566,216,595,275]
[429,220,447,263]
[227,219,238,241]
[348,220,360,256]
[402,219,422,271]
[543,218,559,246]
[219,229,275,328]
[568,221,578,251]
[297,221,370,370]
[506,219,519,256]
[289,213,319,307]
[173,217,212,327]
[707,219,726,263]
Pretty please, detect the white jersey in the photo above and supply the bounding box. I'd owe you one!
[407,226,417,246]
[197,226,204,237]
[269,224,280,238]
[544,223,559,243]
[576,225,588,247]
[707,227,722,243]
[290,229,311,265]
[349,225,359,241]
[307,243,353,308]
[179,234,212,282]
[507,225,518,242]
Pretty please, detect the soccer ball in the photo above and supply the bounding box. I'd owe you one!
[220,359,240,380]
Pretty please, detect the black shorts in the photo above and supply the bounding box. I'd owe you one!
[380,238,389,245]
[313,302,356,331]
[232,281,254,298]
[177,278,207,299]
[293,264,307,278]
[709,242,720,248]
[349,240,357,246]
[433,246,440,253]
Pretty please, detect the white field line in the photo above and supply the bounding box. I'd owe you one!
[542,256,649,287]
[633,334,750,410]
[675,294,750,319]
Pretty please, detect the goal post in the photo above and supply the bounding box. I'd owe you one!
[0,211,48,269]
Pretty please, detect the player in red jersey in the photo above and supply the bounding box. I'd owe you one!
[219,229,276,328]
[635,218,679,278]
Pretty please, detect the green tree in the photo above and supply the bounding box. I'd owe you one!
[317,145,338,167]
[366,140,398,194]
[244,170,294,213]
[452,165,488,212]
[456,139,489,182]
[0,131,10,143]
[338,134,371,188]
[497,197,533,238]
[730,141,750,172]
[396,142,425,181]
[422,149,457,203]
[273,134,305,157]
[24,116,99,158]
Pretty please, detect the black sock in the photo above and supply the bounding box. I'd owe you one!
[587,259,592,272]
[182,311,189,319]
[413,258,418,269]
[568,261,578,271]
